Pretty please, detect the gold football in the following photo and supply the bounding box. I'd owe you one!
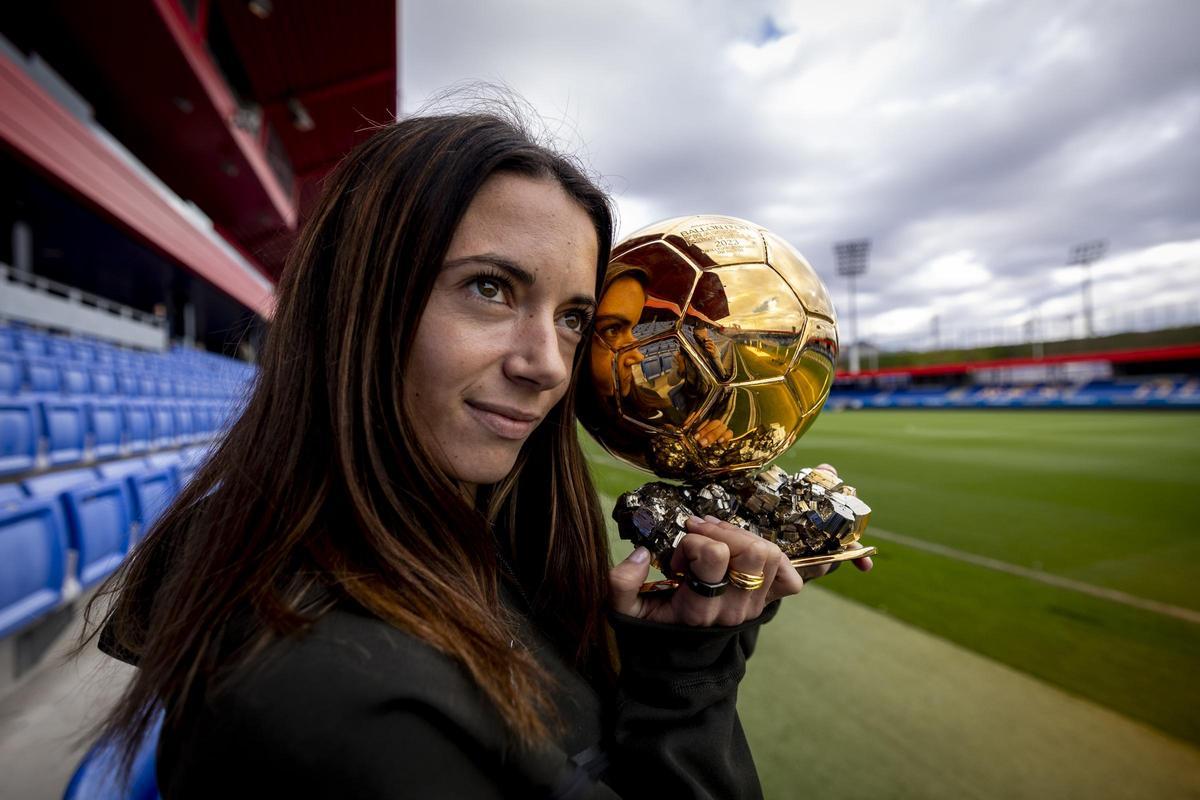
[579,215,838,479]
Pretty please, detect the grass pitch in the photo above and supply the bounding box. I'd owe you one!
[583,409,1200,761]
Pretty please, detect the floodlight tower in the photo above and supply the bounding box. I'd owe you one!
[1069,239,1107,338]
[834,238,871,373]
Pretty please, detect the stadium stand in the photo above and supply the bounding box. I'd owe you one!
[828,347,1200,410]
[0,321,252,647]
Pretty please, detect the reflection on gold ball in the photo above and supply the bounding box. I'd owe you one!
[579,215,838,479]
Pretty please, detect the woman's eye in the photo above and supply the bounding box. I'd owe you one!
[471,277,504,302]
[563,312,584,332]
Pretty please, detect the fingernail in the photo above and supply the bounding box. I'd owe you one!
[704,515,721,524]
[688,515,705,526]
[629,547,650,564]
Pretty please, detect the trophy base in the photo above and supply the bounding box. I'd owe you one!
[789,541,877,568]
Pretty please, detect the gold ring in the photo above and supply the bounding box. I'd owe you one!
[727,569,766,591]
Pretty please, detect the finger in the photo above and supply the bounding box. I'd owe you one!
[815,462,838,476]
[669,533,731,626]
[767,551,805,603]
[853,556,873,572]
[670,532,730,584]
[609,547,652,617]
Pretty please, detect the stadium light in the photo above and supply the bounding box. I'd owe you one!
[1068,239,1107,338]
[834,238,870,373]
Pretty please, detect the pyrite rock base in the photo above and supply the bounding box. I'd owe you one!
[613,465,875,572]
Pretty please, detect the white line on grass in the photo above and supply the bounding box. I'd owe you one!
[868,526,1200,625]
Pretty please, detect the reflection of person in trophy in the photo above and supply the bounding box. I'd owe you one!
[590,267,734,446]
[590,266,649,402]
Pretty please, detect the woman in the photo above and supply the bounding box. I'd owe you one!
[86,110,844,798]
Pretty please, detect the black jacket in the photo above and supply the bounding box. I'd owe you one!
[103,584,778,798]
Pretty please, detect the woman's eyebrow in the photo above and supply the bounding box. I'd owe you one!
[443,253,535,286]
[445,253,596,307]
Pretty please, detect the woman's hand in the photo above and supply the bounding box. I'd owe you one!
[608,462,873,626]
[609,515,804,627]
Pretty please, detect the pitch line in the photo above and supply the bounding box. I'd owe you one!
[868,526,1200,625]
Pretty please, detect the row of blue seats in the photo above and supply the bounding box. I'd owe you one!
[1,396,236,475]
[0,327,253,380]
[0,447,208,639]
[828,383,1200,409]
[0,352,247,399]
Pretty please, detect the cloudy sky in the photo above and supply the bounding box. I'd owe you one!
[401,0,1200,350]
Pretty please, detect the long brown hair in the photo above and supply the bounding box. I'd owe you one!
[81,111,615,776]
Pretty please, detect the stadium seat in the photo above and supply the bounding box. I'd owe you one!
[88,401,122,458]
[0,400,39,475]
[0,353,20,395]
[62,480,133,587]
[69,341,96,362]
[116,371,140,397]
[121,404,152,453]
[0,328,15,353]
[63,708,162,800]
[137,375,156,397]
[97,457,178,533]
[15,332,48,358]
[149,404,174,448]
[96,458,149,481]
[90,369,117,396]
[0,497,67,639]
[47,338,74,361]
[24,357,61,394]
[40,400,87,466]
[60,362,92,396]
[171,403,194,444]
[22,468,96,498]
[126,468,178,532]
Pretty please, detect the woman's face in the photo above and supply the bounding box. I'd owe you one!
[405,173,599,491]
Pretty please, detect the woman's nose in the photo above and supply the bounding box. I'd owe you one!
[504,314,571,389]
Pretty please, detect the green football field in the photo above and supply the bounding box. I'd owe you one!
[583,410,1200,799]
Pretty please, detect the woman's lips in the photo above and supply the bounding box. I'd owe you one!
[464,400,539,440]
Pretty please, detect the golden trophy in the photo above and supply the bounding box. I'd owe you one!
[579,215,876,573]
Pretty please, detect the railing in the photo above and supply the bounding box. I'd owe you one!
[0,265,168,349]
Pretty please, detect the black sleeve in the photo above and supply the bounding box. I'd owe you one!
[601,601,780,800]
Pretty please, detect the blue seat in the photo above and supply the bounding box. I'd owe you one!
[61,480,133,587]
[88,401,123,459]
[24,357,60,394]
[171,404,194,444]
[137,375,156,397]
[0,328,15,353]
[90,369,117,397]
[64,709,162,800]
[97,457,176,532]
[116,372,140,397]
[15,333,48,358]
[149,404,174,448]
[70,341,98,362]
[96,458,149,481]
[22,467,96,498]
[60,362,92,396]
[47,338,74,361]
[0,400,39,476]
[126,468,178,532]
[0,497,67,638]
[40,400,87,466]
[24,468,130,586]
[0,353,20,395]
[121,404,152,453]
